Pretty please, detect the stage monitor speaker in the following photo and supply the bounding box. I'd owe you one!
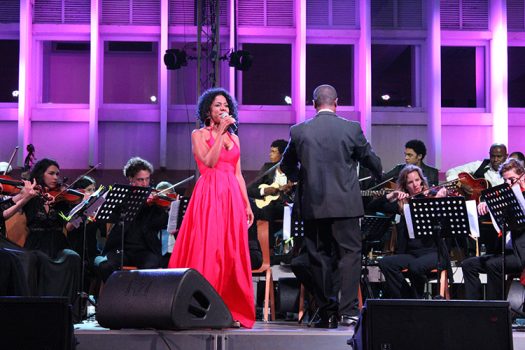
[349,299,513,350]
[0,296,73,350]
[97,268,233,330]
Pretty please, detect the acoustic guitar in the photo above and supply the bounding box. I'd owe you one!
[255,182,295,209]
[452,172,490,203]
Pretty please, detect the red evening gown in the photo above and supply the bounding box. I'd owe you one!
[168,130,255,328]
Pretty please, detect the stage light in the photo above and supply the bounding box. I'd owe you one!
[150,95,157,103]
[284,96,292,104]
[12,90,19,98]
[229,50,253,71]
[164,49,188,70]
[381,94,390,101]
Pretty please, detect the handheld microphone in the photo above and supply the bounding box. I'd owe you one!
[220,112,238,133]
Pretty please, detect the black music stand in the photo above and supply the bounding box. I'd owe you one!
[360,215,392,299]
[482,183,525,298]
[65,192,107,321]
[95,184,151,270]
[176,196,190,230]
[408,196,471,298]
[291,218,305,237]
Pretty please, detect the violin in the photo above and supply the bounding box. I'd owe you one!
[0,175,55,202]
[0,175,25,196]
[45,187,84,205]
[147,190,179,208]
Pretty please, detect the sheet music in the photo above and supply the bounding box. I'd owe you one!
[167,199,181,234]
[403,203,415,239]
[283,204,292,241]
[466,200,480,238]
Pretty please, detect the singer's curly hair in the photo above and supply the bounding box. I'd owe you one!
[196,88,238,127]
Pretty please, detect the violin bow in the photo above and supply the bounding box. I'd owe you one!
[155,175,195,196]
[4,146,19,175]
[366,177,394,191]
[54,163,102,197]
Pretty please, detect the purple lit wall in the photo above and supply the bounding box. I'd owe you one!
[2,0,525,179]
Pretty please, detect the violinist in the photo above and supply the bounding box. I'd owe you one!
[155,181,177,266]
[22,158,81,316]
[66,175,104,290]
[0,179,39,296]
[0,179,38,237]
[369,165,447,299]
[95,157,168,282]
[462,158,525,300]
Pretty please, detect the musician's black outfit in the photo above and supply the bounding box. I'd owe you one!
[247,161,291,268]
[368,196,439,299]
[95,204,168,282]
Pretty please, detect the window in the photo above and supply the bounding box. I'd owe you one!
[441,46,484,108]
[241,43,291,105]
[103,41,158,104]
[306,44,353,105]
[508,46,525,108]
[42,41,90,104]
[372,44,414,107]
[0,40,19,103]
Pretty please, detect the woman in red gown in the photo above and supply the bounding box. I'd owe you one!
[168,88,255,328]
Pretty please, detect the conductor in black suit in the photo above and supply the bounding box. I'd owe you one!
[280,85,382,328]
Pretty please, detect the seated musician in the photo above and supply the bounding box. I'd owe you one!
[462,158,525,300]
[446,143,507,186]
[510,151,525,165]
[0,181,38,296]
[66,176,105,293]
[95,157,169,282]
[247,139,294,265]
[22,159,83,320]
[369,165,447,298]
[382,139,439,186]
[0,179,38,237]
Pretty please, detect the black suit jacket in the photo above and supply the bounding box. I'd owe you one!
[280,111,382,220]
[383,162,439,186]
[247,162,278,200]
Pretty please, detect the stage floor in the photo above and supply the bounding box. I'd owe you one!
[75,320,525,350]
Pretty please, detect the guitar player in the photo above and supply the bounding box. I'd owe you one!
[445,143,507,187]
[446,143,507,256]
[247,139,295,263]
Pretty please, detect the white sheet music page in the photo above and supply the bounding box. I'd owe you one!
[466,199,480,238]
[283,204,292,240]
[403,203,415,239]
[167,199,181,235]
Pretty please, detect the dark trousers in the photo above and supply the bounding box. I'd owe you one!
[462,251,522,300]
[95,249,163,282]
[378,251,438,299]
[303,217,361,317]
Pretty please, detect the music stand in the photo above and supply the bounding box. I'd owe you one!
[65,192,106,321]
[360,215,392,299]
[95,184,151,269]
[407,196,471,298]
[176,196,190,230]
[482,183,525,298]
